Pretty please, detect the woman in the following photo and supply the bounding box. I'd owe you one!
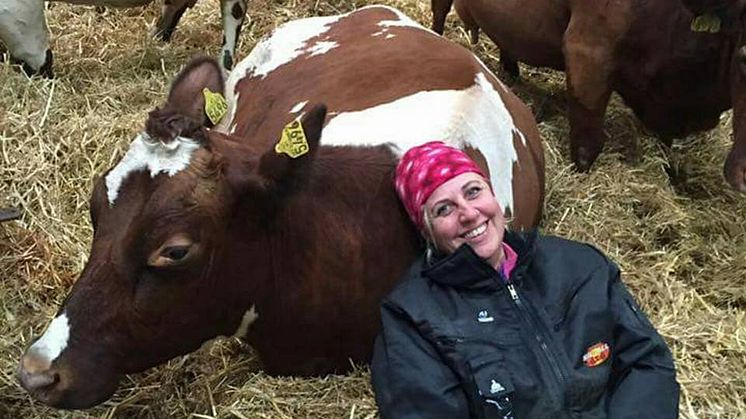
[372,141,679,419]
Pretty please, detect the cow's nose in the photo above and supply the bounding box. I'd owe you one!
[18,351,61,395]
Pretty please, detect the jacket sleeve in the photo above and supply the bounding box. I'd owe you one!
[371,300,470,419]
[606,262,680,419]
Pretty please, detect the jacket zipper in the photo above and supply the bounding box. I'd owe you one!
[506,282,570,413]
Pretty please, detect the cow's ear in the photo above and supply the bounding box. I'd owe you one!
[214,104,327,200]
[256,104,327,190]
[166,56,224,126]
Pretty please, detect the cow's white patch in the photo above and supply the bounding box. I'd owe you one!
[221,6,421,132]
[322,72,524,213]
[231,14,341,80]
[232,305,259,338]
[307,41,339,56]
[370,5,434,38]
[377,6,428,31]
[0,0,49,70]
[29,313,69,365]
[105,134,201,205]
[290,100,308,113]
[221,13,343,132]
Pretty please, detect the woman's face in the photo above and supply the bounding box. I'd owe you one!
[423,172,506,267]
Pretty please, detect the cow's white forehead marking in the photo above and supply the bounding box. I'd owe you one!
[308,41,339,56]
[232,305,259,338]
[104,134,201,205]
[290,100,308,114]
[29,313,69,365]
[322,72,524,213]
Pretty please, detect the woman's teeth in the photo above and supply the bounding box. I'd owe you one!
[463,223,487,239]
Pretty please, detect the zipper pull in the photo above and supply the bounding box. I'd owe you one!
[507,283,519,301]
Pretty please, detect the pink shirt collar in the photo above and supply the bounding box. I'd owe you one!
[500,242,518,281]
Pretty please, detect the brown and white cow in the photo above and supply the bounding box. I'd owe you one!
[432,0,746,191]
[0,0,247,77]
[17,6,545,409]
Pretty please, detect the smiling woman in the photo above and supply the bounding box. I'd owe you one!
[372,141,681,419]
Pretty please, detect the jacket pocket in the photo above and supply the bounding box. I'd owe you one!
[468,355,517,419]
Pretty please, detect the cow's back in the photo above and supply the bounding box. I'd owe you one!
[220,5,544,227]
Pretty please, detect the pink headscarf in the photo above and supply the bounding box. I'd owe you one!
[394,141,486,230]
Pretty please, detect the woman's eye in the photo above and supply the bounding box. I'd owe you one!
[434,204,452,217]
[163,246,189,261]
[466,186,482,198]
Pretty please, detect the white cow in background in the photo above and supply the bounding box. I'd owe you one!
[0,0,248,77]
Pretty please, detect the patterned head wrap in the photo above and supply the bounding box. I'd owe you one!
[394,141,486,230]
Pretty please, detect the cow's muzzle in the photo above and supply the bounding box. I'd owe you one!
[18,348,120,409]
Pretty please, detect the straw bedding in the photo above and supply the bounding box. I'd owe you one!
[1,0,744,417]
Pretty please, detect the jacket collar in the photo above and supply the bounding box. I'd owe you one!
[422,229,537,289]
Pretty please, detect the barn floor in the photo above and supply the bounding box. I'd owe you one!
[1,0,745,417]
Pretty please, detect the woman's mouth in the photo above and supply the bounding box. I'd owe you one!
[462,222,487,239]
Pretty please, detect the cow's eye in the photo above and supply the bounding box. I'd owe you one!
[164,245,190,261]
[148,235,198,268]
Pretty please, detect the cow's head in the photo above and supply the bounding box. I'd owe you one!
[17,57,327,409]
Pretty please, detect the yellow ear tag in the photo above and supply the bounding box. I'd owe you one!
[691,13,721,33]
[274,118,310,158]
[203,88,228,125]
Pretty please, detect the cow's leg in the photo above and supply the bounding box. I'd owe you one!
[153,0,196,41]
[0,0,53,77]
[562,4,630,171]
[431,0,453,34]
[500,50,520,81]
[219,0,248,71]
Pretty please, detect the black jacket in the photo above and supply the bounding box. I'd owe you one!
[372,230,679,419]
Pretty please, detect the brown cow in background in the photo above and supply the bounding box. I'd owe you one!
[17,6,545,409]
[433,0,746,192]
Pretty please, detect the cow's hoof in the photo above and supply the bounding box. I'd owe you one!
[222,51,234,71]
[724,159,746,193]
[152,26,173,42]
[571,145,600,172]
[500,62,520,82]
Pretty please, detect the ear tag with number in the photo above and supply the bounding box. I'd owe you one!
[691,13,722,33]
[203,88,228,125]
[275,118,309,158]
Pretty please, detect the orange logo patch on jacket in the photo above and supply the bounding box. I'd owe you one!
[582,342,610,367]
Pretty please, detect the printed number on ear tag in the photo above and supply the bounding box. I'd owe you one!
[275,118,309,158]
[203,88,228,125]
[691,13,721,33]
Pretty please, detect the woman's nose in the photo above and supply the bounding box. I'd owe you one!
[458,204,480,222]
